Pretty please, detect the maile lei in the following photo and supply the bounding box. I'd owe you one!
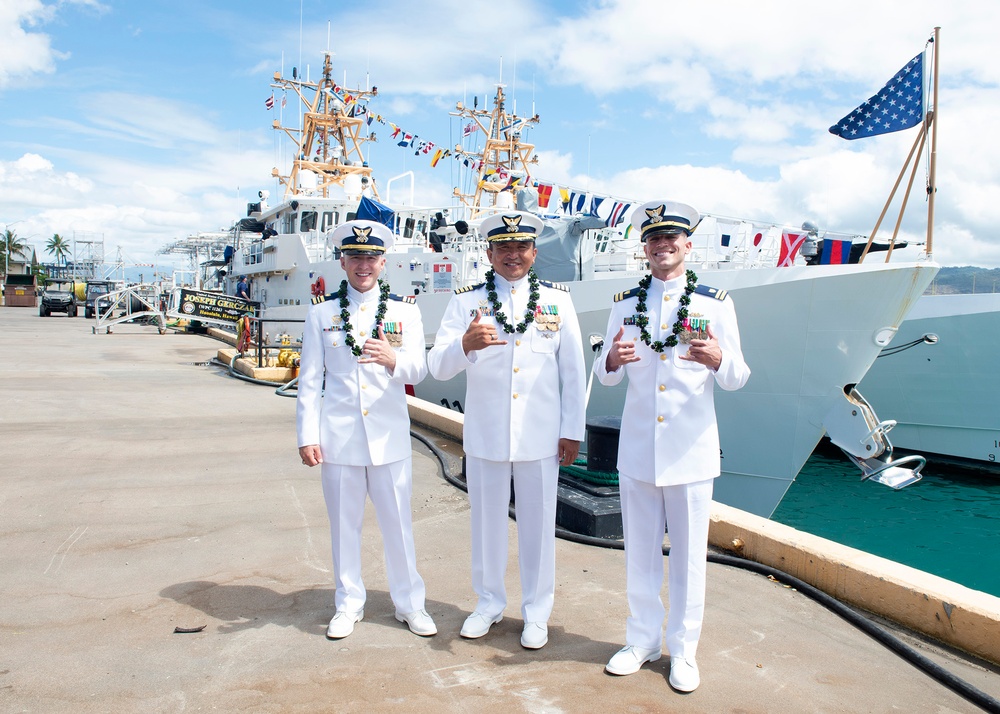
[635,269,698,351]
[485,268,541,334]
[338,279,390,357]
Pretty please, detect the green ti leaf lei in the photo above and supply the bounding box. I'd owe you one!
[485,268,540,334]
[635,269,698,352]
[338,279,390,357]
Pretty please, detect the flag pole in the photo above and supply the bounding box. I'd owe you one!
[859,122,925,263]
[925,26,941,259]
[886,126,929,262]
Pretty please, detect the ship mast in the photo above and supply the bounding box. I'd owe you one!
[270,52,379,200]
[452,85,540,219]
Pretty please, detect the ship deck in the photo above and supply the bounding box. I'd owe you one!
[2,306,999,713]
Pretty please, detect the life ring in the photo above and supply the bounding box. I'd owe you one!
[236,315,252,353]
[311,276,326,297]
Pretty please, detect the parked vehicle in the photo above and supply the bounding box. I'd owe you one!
[40,278,78,317]
[84,280,118,319]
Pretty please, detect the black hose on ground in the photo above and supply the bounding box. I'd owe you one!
[410,429,1000,714]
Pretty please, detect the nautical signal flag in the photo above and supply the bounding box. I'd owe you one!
[829,53,923,140]
[820,238,853,265]
[265,94,275,110]
[778,230,806,267]
[605,201,631,227]
[537,184,553,208]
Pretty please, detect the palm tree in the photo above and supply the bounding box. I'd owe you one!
[1,229,28,278]
[46,233,71,266]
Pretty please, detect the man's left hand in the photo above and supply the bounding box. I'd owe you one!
[359,325,397,371]
[679,324,723,371]
[558,438,581,467]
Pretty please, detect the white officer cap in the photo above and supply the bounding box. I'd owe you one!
[332,220,395,255]
[630,200,701,241]
[480,211,544,243]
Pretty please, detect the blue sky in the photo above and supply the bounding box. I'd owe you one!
[2,0,999,274]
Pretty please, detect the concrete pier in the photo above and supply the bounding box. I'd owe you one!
[2,307,998,713]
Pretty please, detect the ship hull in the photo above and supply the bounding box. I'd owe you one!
[858,292,1000,471]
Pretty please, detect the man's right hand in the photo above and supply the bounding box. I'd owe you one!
[605,326,639,371]
[462,310,508,355]
[299,445,323,467]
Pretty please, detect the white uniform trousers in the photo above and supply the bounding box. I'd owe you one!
[465,455,559,623]
[321,458,426,615]
[619,475,714,660]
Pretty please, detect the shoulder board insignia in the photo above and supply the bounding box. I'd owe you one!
[455,282,485,295]
[614,287,641,303]
[311,292,338,305]
[389,293,416,304]
[694,284,728,301]
[539,279,570,292]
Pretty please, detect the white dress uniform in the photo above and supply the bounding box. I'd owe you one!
[296,282,429,616]
[594,273,750,660]
[427,272,586,623]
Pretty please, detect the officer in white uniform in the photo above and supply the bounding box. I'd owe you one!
[427,211,586,650]
[297,220,436,640]
[594,201,750,692]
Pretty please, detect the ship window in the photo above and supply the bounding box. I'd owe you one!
[321,212,337,231]
[300,211,318,232]
[403,217,416,238]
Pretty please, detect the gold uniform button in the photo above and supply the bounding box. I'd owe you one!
[663,295,669,302]
[660,353,668,361]
[361,384,367,390]
[513,393,519,399]
[362,409,369,416]
[515,339,521,346]
[360,305,367,311]
[659,385,666,391]
[513,367,520,373]
[657,416,664,423]
[661,323,668,330]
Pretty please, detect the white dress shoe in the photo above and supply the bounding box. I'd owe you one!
[605,645,661,675]
[520,622,548,649]
[460,611,502,638]
[395,609,438,637]
[325,610,363,639]
[668,657,701,692]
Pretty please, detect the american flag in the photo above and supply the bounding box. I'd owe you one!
[829,53,923,140]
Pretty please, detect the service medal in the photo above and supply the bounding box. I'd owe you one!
[382,321,404,348]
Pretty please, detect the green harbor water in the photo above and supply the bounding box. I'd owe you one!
[771,451,1000,599]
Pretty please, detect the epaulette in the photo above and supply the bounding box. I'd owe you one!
[311,292,338,305]
[389,293,416,304]
[694,284,728,301]
[539,279,570,292]
[613,287,641,302]
[455,282,485,295]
